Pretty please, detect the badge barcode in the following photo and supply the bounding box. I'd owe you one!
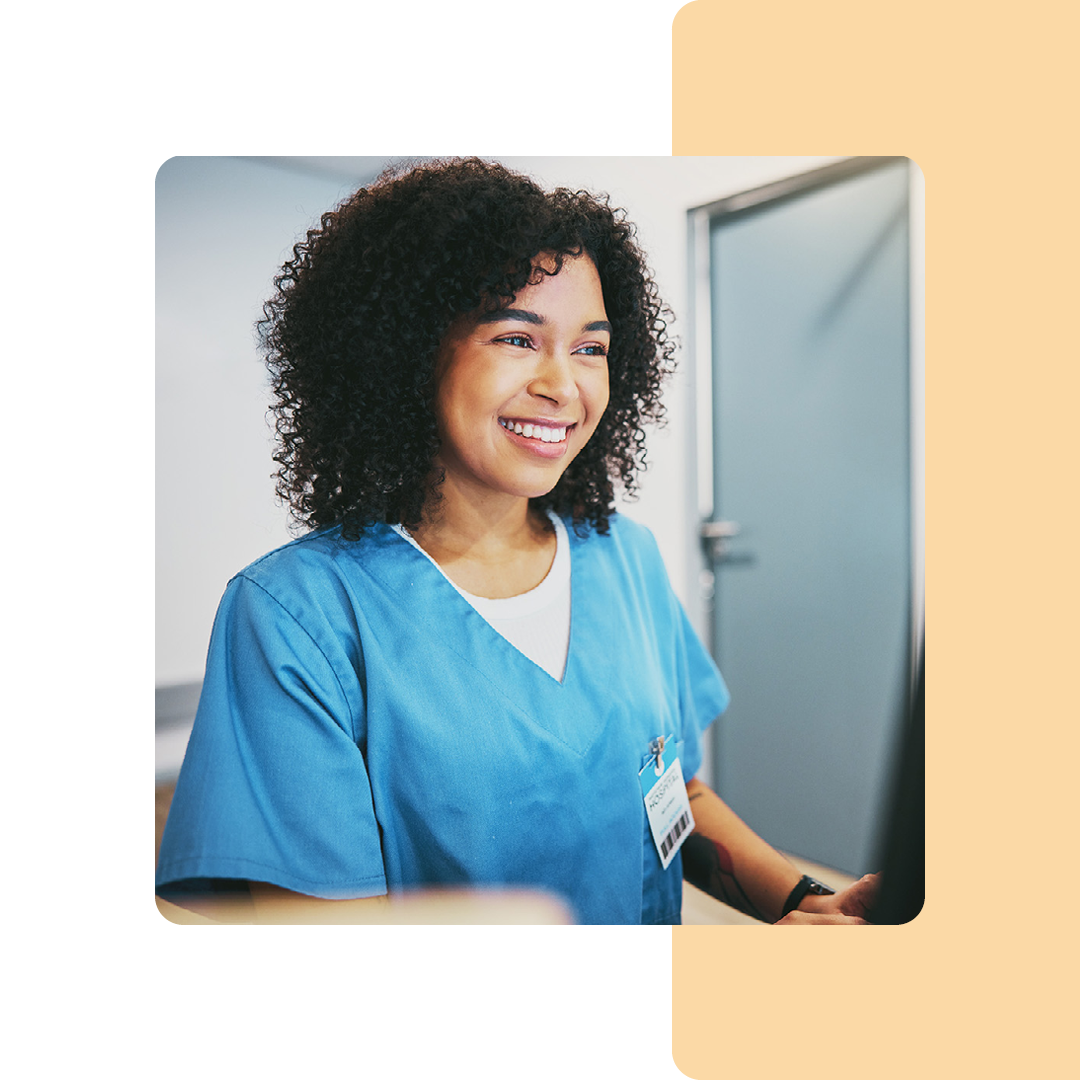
[660,811,691,859]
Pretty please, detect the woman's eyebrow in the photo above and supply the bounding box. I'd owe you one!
[476,310,612,334]
[476,309,543,326]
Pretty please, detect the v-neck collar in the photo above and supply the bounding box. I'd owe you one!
[378,519,576,688]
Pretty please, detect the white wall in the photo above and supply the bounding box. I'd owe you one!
[156,156,840,687]
[156,157,381,686]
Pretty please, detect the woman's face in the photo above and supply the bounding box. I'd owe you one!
[433,253,611,506]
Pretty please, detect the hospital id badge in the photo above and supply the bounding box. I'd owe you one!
[638,735,695,870]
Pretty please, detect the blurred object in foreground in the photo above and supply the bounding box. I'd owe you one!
[156,888,573,925]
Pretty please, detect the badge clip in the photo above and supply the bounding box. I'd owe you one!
[648,735,666,775]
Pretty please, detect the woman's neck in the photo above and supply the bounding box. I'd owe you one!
[406,493,556,600]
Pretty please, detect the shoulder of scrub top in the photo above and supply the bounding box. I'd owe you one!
[215,521,415,621]
[227,522,394,588]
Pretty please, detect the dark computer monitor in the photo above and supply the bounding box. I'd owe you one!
[868,646,924,924]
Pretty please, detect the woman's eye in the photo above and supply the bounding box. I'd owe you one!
[497,334,534,349]
[575,343,609,357]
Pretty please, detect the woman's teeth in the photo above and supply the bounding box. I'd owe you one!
[499,419,568,443]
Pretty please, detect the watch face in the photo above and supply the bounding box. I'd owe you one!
[807,878,836,895]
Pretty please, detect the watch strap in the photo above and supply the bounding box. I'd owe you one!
[780,874,836,919]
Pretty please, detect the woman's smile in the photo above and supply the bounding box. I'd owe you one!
[497,417,575,455]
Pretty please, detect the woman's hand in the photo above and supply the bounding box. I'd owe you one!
[775,872,881,924]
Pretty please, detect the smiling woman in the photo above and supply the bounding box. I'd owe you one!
[155,158,878,925]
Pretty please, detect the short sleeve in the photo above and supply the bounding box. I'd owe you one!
[156,574,387,900]
[672,596,730,781]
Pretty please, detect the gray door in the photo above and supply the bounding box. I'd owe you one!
[706,159,912,876]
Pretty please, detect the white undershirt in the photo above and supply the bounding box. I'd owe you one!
[391,512,571,681]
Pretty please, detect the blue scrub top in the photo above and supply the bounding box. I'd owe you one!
[156,513,730,924]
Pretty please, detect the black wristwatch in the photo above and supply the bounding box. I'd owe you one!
[780,874,836,918]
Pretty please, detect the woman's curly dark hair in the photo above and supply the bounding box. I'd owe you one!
[258,157,676,538]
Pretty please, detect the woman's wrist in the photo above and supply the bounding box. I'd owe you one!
[796,890,836,916]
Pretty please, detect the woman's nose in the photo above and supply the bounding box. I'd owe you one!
[528,349,578,405]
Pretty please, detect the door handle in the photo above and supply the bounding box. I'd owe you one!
[700,519,741,560]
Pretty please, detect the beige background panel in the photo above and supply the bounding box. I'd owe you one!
[672,0,1076,1077]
